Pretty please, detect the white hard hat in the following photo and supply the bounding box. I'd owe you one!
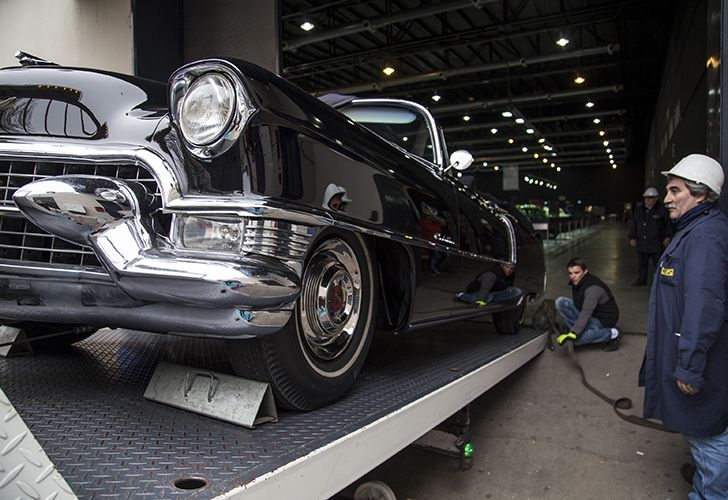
[642,187,659,198]
[661,154,724,195]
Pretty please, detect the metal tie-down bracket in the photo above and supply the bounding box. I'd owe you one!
[143,361,278,429]
[0,326,33,358]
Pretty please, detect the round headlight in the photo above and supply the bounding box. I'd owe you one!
[179,73,235,146]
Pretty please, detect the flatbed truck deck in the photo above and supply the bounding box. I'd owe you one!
[0,320,546,499]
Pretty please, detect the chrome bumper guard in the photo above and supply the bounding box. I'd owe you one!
[0,176,302,337]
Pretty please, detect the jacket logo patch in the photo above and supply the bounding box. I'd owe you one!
[661,267,674,276]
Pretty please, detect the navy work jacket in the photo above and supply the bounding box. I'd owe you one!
[640,203,728,436]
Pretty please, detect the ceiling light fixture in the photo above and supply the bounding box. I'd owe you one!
[515,118,525,124]
[507,138,514,144]
[593,118,601,124]
[501,111,513,118]
[556,37,570,47]
[382,66,395,76]
[586,101,595,108]
[556,166,562,172]
[574,75,586,84]
[431,93,442,102]
[538,138,546,143]
[542,158,548,163]
[599,130,606,136]
[612,164,618,169]
[550,162,556,168]
[533,153,539,159]
[300,21,315,31]
[462,115,471,121]
[526,128,535,134]
[603,140,609,146]
[494,166,500,171]
[521,146,528,152]
[482,161,488,167]
[606,148,612,153]
[490,128,498,134]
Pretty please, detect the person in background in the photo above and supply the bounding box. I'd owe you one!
[641,154,728,499]
[628,186,673,286]
[555,257,621,351]
[322,183,351,212]
[455,263,520,306]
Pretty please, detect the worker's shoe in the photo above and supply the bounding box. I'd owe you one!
[603,328,622,352]
[680,463,695,485]
[474,300,488,307]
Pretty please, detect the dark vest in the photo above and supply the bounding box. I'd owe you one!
[572,273,619,327]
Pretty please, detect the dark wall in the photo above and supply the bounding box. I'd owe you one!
[132,0,279,82]
[133,0,184,82]
[183,0,279,73]
[644,0,711,180]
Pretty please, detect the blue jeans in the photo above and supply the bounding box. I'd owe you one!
[685,425,728,499]
[554,296,613,345]
[458,287,521,304]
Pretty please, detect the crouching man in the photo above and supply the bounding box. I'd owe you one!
[555,257,622,351]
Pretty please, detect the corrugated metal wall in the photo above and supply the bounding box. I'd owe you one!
[183,0,279,73]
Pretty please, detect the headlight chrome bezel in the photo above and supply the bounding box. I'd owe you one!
[170,60,256,159]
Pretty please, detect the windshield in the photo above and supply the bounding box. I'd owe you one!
[339,104,436,163]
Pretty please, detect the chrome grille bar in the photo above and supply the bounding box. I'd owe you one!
[242,220,312,260]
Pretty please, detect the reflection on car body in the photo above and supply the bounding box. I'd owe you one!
[0,55,545,410]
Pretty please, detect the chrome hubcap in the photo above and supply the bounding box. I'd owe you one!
[300,238,362,361]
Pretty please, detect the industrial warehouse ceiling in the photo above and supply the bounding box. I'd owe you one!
[279,0,675,175]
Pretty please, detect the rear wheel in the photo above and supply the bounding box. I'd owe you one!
[226,232,377,410]
[493,300,526,335]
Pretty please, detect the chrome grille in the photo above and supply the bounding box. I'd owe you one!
[0,215,101,267]
[0,159,160,269]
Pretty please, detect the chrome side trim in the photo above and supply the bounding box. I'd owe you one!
[0,139,183,207]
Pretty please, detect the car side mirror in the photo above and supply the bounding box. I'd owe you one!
[445,150,473,173]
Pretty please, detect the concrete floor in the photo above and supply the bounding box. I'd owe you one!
[342,222,691,499]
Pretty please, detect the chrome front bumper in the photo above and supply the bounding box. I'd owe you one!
[0,175,306,338]
[0,262,294,337]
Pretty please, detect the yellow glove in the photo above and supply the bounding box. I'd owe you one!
[557,332,577,345]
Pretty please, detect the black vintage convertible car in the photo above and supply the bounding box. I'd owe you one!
[0,53,545,410]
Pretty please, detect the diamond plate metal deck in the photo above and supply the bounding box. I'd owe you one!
[0,320,543,498]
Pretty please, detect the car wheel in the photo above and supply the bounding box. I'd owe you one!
[226,232,377,410]
[10,322,97,351]
[493,301,526,335]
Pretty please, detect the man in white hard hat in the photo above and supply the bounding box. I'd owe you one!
[627,186,673,286]
[640,154,728,498]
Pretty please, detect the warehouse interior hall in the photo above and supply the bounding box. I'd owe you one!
[0,1,726,498]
